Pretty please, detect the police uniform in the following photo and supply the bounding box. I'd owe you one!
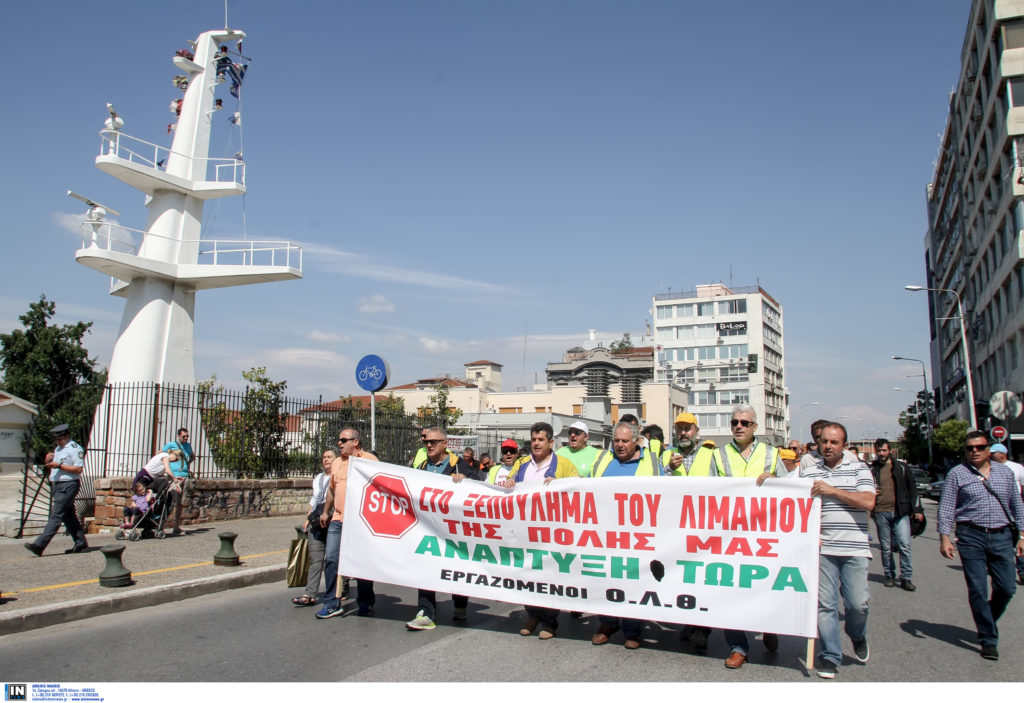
[26,424,89,555]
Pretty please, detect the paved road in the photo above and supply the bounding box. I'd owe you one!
[3,501,1023,682]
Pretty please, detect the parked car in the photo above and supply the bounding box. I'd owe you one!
[925,480,945,501]
[911,468,930,495]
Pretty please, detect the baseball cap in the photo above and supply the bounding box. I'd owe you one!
[568,421,589,434]
[500,439,519,450]
[991,443,1008,453]
[702,439,716,448]
[779,449,797,460]
[674,412,698,426]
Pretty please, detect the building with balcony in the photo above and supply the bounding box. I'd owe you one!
[652,284,788,446]
[924,0,1024,439]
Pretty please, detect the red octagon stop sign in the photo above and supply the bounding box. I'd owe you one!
[360,472,417,539]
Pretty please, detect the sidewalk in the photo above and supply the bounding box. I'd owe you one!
[0,514,303,635]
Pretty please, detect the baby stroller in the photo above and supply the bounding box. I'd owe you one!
[115,469,177,541]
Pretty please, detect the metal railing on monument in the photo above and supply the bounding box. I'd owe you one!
[86,383,428,480]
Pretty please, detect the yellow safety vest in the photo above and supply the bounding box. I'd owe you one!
[592,448,661,477]
[662,446,716,477]
[714,441,780,478]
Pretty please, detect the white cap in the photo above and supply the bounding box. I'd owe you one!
[568,421,589,434]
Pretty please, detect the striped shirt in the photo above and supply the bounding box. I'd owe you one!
[800,455,876,557]
[936,461,1024,536]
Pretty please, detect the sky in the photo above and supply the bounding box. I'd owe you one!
[0,0,971,442]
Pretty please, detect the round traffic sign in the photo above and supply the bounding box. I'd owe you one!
[991,425,1008,441]
[355,354,390,392]
[359,472,417,539]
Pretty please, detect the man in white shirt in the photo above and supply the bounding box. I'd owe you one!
[991,443,1024,586]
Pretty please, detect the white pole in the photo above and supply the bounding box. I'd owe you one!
[370,392,376,452]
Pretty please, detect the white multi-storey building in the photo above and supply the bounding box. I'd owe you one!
[652,284,788,446]
[923,0,1024,441]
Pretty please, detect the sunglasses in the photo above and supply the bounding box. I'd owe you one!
[501,448,517,454]
[966,444,989,452]
[338,437,356,444]
[568,429,585,436]
[731,419,755,428]
[423,438,445,446]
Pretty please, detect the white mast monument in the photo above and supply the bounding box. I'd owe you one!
[72,27,301,483]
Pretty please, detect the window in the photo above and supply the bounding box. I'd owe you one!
[691,391,717,406]
[697,368,717,382]
[677,304,695,318]
[1011,77,1024,107]
[656,306,672,320]
[718,299,747,315]
[1006,20,1024,50]
[697,302,715,317]
[698,346,717,360]
[696,324,715,339]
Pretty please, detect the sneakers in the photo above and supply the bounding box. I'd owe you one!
[883,576,895,587]
[980,644,999,660]
[852,638,869,663]
[24,543,43,557]
[453,606,467,621]
[406,610,436,630]
[900,579,916,592]
[315,605,344,619]
[816,658,838,679]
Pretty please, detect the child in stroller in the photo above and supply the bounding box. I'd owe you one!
[121,481,154,530]
[117,449,182,540]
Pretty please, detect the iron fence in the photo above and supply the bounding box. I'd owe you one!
[83,383,427,480]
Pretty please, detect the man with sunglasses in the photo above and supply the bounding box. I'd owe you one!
[409,427,428,468]
[487,438,521,484]
[406,426,483,631]
[317,428,378,620]
[937,431,1024,661]
[713,405,786,668]
[556,421,600,478]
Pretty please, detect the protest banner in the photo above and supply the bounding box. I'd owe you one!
[341,458,820,636]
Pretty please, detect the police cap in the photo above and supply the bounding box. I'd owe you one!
[49,423,71,437]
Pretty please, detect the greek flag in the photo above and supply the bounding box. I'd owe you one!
[228,62,248,98]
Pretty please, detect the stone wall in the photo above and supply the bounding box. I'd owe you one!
[90,477,313,531]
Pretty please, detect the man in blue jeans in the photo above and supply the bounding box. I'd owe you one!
[938,431,1024,661]
[799,422,876,679]
[869,439,924,590]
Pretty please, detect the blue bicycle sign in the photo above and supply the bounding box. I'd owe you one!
[355,354,390,392]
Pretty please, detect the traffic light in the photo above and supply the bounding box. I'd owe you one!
[747,353,758,374]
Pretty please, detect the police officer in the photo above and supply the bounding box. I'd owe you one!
[25,424,89,556]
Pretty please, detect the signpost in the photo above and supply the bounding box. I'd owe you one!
[991,425,1007,442]
[355,354,390,451]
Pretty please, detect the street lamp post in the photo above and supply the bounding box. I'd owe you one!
[797,401,820,443]
[892,355,934,465]
[905,285,978,430]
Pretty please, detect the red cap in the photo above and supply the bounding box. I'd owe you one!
[501,439,518,450]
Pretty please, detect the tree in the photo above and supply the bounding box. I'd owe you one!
[0,295,107,460]
[896,390,934,465]
[932,418,969,466]
[199,366,289,478]
[609,333,635,354]
[421,383,463,432]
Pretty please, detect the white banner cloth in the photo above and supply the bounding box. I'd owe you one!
[341,458,820,636]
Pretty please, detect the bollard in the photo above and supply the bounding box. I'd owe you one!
[99,545,132,587]
[214,531,240,566]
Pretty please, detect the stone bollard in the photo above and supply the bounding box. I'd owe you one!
[99,545,132,587]
[214,531,240,566]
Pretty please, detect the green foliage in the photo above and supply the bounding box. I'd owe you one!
[421,384,464,433]
[199,366,289,479]
[933,418,969,462]
[0,295,106,461]
[609,333,635,353]
[320,393,421,464]
[896,390,934,465]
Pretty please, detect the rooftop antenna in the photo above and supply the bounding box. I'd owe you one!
[522,321,528,374]
[224,0,229,28]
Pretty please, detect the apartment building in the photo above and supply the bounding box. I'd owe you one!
[652,283,788,446]
[924,0,1024,438]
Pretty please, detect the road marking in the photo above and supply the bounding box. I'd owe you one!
[7,549,288,595]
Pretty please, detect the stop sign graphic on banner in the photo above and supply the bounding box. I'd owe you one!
[360,472,417,538]
[991,426,1008,441]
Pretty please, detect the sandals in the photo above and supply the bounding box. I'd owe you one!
[292,595,316,606]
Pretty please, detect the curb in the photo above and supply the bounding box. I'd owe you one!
[0,564,285,636]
